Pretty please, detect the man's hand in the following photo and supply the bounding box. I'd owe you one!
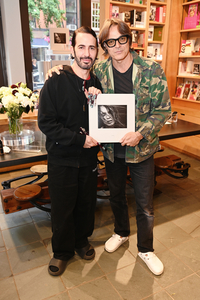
[84,87,102,107]
[45,65,63,80]
[119,131,143,147]
[83,135,98,148]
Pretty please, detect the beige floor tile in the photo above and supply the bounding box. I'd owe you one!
[0,230,5,252]
[0,277,19,300]
[7,241,50,275]
[166,274,200,300]
[151,250,193,288]
[94,244,135,274]
[61,256,104,289]
[0,209,32,230]
[144,290,173,300]
[170,237,200,272]
[43,237,53,256]
[68,276,123,300]
[153,221,192,249]
[107,262,162,300]
[15,265,65,300]
[34,219,52,240]
[45,292,70,300]
[28,207,51,222]
[2,223,41,250]
[172,212,200,235]
[0,251,12,279]
[89,226,113,248]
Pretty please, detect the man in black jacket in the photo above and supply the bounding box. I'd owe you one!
[38,26,102,276]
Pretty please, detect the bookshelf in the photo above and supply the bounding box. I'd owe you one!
[99,0,171,72]
[168,0,200,122]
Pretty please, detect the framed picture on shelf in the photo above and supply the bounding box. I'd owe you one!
[50,28,70,52]
[89,94,135,143]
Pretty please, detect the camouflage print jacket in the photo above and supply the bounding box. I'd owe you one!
[93,50,171,163]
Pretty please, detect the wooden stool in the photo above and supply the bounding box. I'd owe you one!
[14,184,42,202]
[30,164,48,175]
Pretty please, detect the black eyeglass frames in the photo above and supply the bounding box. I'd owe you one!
[104,35,129,48]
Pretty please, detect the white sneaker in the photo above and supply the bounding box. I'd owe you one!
[105,234,129,253]
[138,252,164,275]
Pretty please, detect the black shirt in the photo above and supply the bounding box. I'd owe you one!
[113,61,133,158]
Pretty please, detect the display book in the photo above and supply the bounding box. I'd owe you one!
[149,5,166,22]
[184,3,200,30]
[175,81,200,101]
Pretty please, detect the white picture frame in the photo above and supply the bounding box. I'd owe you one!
[50,28,70,52]
[89,94,135,143]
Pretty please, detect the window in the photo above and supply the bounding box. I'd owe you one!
[91,1,100,32]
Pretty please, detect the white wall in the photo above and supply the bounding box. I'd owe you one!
[0,0,26,85]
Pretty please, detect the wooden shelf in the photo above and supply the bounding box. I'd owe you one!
[180,28,200,33]
[182,0,200,6]
[100,0,171,72]
[179,55,200,58]
[177,75,200,79]
[172,97,200,104]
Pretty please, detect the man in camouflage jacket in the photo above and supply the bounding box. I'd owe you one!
[93,50,171,163]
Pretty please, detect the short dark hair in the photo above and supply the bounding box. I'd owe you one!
[71,26,98,48]
[99,18,132,55]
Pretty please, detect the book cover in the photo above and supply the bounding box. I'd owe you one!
[155,6,163,22]
[178,61,187,74]
[162,6,166,23]
[180,40,186,55]
[149,6,156,21]
[188,81,198,100]
[196,83,200,101]
[175,83,185,98]
[147,46,154,59]
[185,39,195,54]
[132,30,138,47]
[182,82,191,99]
[152,44,161,59]
[148,25,154,41]
[188,4,198,17]
[194,38,200,52]
[193,63,200,75]
[153,27,163,41]
[111,6,119,18]
[138,32,145,47]
[135,11,146,28]
[186,60,194,73]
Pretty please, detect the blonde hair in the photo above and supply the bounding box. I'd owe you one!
[99,18,132,55]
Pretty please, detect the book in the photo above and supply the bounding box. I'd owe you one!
[135,11,146,28]
[148,25,154,41]
[196,83,200,101]
[186,60,194,74]
[193,63,200,75]
[175,83,185,98]
[149,6,156,21]
[162,6,166,23]
[185,39,196,54]
[182,82,191,99]
[188,4,198,17]
[178,61,187,74]
[188,81,198,100]
[138,32,145,47]
[147,46,154,59]
[155,6,163,22]
[153,27,163,41]
[152,44,161,59]
[111,6,119,18]
[194,38,200,52]
[119,11,132,26]
[180,40,186,55]
[132,30,138,47]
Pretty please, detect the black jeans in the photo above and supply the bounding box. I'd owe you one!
[104,155,154,253]
[48,162,98,261]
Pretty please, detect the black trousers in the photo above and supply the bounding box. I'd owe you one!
[104,156,154,253]
[48,161,98,261]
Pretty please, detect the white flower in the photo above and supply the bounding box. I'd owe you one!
[2,94,16,108]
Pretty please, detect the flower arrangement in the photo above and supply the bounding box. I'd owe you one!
[0,82,39,134]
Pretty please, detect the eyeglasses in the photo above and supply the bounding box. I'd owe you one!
[104,35,129,48]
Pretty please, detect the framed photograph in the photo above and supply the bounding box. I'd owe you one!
[89,94,135,143]
[50,28,70,52]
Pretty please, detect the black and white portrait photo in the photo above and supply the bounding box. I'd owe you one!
[98,105,127,129]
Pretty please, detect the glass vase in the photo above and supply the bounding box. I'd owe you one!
[8,117,23,135]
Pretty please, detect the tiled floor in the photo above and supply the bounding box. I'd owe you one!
[1,147,200,300]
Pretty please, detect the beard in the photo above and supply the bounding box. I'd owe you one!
[73,50,96,70]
